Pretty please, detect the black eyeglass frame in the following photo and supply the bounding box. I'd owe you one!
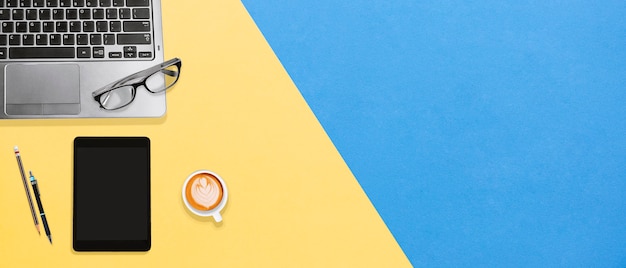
[92,57,182,110]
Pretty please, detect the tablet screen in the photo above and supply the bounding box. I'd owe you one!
[73,137,151,251]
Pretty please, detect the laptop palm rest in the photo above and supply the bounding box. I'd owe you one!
[4,64,80,116]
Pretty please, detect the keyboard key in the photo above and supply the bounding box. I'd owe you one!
[28,21,41,32]
[69,20,80,31]
[46,0,58,7]
[93,8,104,19]
[2,22,14,32]
[59,0,70,7]
[10,47,75,58]
[132,8,149,19]
[12,9,24,20]
[26,9,37,19]
[99,0,111,7]
[117,33,150,44]
[76,33,87,44]
[42,21,54,32]
[49,33,60,44]
[93,46,104,58]
[123,21,149,32]
[55,21,67,32]
[72,0,84,7]
[118,8,130,19]
[16,22,27,32]
[39,9,51,20]
[36,33,47,45]
[33,0,45,7]
[103,33,114,44]
[62,33,74,44]
[7,0,18,7]
[126,0,148,7]
[109,51,121,58]
[52,8,63,19]
[23,34,34,45]
[109,20,121,32]
[112,0,122,7]
[82,20,93,31]
[20,0,32,7]
[90,33,100,45]
[78,8,89,19]
[0,9,9,20]
[138,51,151,58]
[9,34,19,45]
[123,45,135,52]
[0,48,6,59]
[76,46,90,58]
[0,34,6,45]
[106,8,116,19]
[96,20,107,31]
[85,0,95,6]
[66,8,77,19]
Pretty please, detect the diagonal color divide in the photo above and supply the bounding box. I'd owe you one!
[242,0,626,266]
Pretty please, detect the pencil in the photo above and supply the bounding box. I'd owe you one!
[14,146,40,234]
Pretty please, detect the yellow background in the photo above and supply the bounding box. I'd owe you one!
[0,1,410,267]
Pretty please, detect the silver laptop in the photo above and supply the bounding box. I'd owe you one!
[0,0,166,119]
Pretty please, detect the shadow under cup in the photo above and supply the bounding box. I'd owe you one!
[182,170,228,222]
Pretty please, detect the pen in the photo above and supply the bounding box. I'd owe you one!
[29,171,52,244]
[14,146,40,235]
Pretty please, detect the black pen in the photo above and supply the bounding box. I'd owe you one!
[29,171,52,244]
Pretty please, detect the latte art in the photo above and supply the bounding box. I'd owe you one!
[185,173,223,211]
[191,177,221,209]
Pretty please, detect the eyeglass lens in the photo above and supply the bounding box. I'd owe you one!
[99,86,135,110]
[99,63,180,110]
[145,65,180,93]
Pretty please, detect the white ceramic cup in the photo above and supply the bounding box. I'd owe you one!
[182,170,228,222]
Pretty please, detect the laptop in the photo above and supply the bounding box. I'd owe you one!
[0,0,166,119]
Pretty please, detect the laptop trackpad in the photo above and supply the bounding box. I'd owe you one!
[5,64,80,115]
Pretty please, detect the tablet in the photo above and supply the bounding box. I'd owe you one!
[73,137,151,251]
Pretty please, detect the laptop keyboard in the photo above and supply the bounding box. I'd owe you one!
[0,0,155,61]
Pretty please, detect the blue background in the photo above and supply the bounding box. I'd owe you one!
[241,1,626,266]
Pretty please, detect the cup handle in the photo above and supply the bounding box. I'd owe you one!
[213,213,222,223]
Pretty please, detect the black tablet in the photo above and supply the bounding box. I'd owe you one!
[73,137,151,251]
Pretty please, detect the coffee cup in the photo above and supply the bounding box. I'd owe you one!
[182,170,228,222]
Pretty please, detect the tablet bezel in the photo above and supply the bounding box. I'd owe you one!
[72,137,151,252]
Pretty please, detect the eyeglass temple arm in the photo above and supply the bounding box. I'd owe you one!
[92,58,182,97]
[161,69,178,76]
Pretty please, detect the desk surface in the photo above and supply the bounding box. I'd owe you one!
[0,1,410,267]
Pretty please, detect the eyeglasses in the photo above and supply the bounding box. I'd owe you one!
[92,58,182,110]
